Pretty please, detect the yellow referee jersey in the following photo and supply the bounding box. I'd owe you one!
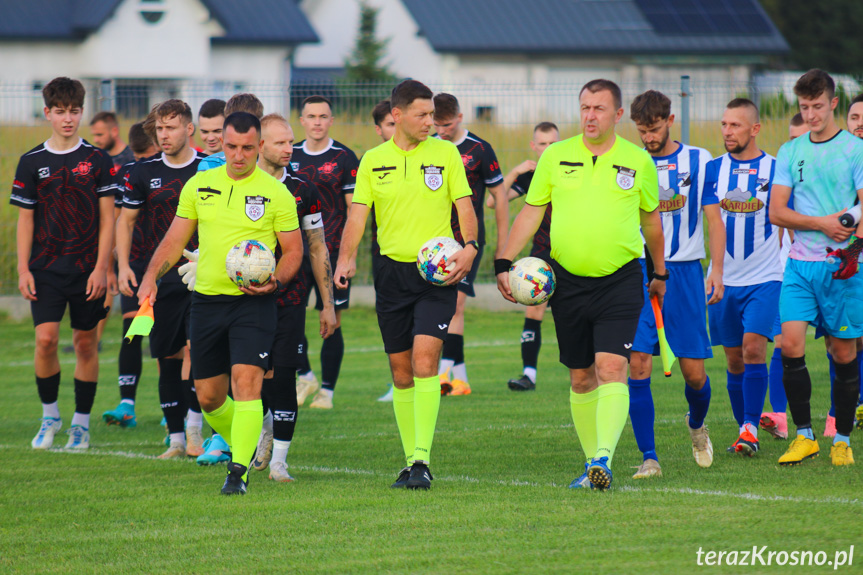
[353,137,471,262]
[176,165,299,296]
[526,134,659,277]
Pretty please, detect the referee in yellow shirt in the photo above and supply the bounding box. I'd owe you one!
[138,112,302,495]
[496,79,667,491]
[335,80,477,490]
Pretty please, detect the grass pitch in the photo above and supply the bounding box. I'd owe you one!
[0,307,859,574]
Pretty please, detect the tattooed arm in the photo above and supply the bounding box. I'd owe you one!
[306,225,337,338]
[138,216,197,305]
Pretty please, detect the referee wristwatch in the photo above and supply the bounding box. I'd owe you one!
[464,240,479,251]
[652,270,670,281]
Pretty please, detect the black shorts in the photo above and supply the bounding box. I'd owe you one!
[119,266,145,315]
[313,250,350,311]
[272,304,306,368]
[30,269,109,331]
[189,293,277,380]
[374,255,458,354]
[457,244,484,297]
[149,280,191,359]
[550,258,643,370]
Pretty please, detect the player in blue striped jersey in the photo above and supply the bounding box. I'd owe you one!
[769,70,863,467]
[627,91,725,477]
[705,98,780,457]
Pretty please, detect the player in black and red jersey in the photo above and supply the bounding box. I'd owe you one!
[486,122,560,391]
[291,95,359,409]
[113,99,206,458]
[432,93,509,396]
[252,114,337,481]
[13,77,116,451]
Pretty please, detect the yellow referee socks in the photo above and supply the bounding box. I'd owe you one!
[392,386,416,466]
[412,375,441,464]
[231,399,263,480]
[202,396,235,446]
[594,382,630,466]
[570,388,599,463]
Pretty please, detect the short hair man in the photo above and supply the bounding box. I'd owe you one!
[789,113,807,140]
[138,112,303,494]
[769,69,863,467]
[91,111,135,168]
[196,93,264,172]
[110,100,207,457]
[492,122,561,392]
[705,98,782,457]
[128,122,158,159]
[849,94,863,140]
[292,95,360,409]
[432,93,509,396]
[251,113,337,481]
[198,99,226,155]
[335,80,478,489]
[497,79,666,490]
[13,77,115,450]
[627,89,724,478]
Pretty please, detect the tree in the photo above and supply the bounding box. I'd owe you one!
[759,0,863,76]
[344,2,396,84]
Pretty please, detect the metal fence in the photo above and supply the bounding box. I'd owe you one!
[2,76,862,295]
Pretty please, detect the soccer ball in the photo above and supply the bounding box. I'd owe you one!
[417,237,463,286]
[225,239,276,289]
[509,257,556,305]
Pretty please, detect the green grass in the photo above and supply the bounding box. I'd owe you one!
[0,307,858,574]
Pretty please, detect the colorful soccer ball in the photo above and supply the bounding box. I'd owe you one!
[509,257,556,305]
[225,239,276,289]
[417,236,463,286]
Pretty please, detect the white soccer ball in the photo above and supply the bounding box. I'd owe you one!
[417,236,463,286]
[509,257,556,305]
[225,239,276,289]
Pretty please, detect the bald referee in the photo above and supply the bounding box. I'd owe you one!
[335,80,476,490]
[496,79,666,491]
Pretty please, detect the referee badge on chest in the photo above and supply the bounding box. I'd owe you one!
[422,164,444,191]
[614,165,636,190]
[245,195,268,222]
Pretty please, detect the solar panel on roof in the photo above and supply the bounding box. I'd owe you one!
[635,0,770,35]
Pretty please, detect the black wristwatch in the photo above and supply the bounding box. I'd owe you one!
[465,240,479,251]
[652,270,670,281]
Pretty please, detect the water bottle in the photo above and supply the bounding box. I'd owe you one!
[839,204,862,228]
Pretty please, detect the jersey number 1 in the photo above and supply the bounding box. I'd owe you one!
[798,167,804,183]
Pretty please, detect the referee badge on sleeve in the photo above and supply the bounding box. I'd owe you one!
[614,165,636,190]
[422,164,444,191]
[245,195,268,222]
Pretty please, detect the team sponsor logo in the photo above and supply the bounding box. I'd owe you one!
[110,165,119,176]
[659,186,687,212]
[461,154,473,167]
[732,168,758,175]
[614,165,636,190]
[245,195,268,221]
[72,161,92,176]
[37,167,50,179]
[13,179,25,189]
[318,161,337,174]
[422,164,444,191]
[150,178,161,189]
[720,188,764,213]
[290,162,300,171]
[656,163,676,172]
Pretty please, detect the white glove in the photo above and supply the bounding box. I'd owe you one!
[178,249,198,292]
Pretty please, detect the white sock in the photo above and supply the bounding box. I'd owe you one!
[298,370,315,379]
[523,367,537,383]
[262,410,274,434]
[42,402,60,419]
[318,388,334,399]
[452,363,468,382]
[187,410,203,429]
[169,432,186,446]
[120,399,135,406]
[272,439,291,465]
[439,358,455,377]
[71,412,90,429]
[744,422,758,439]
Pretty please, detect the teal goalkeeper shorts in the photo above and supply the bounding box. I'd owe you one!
[779,258,863,338]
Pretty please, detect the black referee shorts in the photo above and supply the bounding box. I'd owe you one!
[457,245,484,298]
[189,292,277,380]
[550,258,643,370]
[149,280,190,359]
[30,269,108,331]
[272,304,306,368]
[374,255,458,355]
